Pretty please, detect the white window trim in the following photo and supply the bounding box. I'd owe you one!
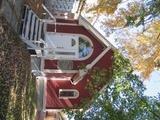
[44,32,94,61]
[59,89,79,99]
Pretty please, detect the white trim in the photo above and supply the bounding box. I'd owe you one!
[22,6,28,37]
[36,76,47,111]
[56,22,79,26]
[45,109,62,112]
[25,10,32,39]
[34,18,39,41]
[42,4,56,33]
[20,36,40,49]
[71,46,111,85]
[38,21,42,41]
[36,77,41,110]
[43,77,47,111]
[87,46,111,69]
[44,69,79,73]
[30,14,36,40]
[78,35,93,61]
[47,77,72,81]
[35,50,42,57]
[30,54,37,57]
[78,15,116,49]
[44,32,94,60]
[99,83,109,94]
[42,4,56,22]
[59,89,79,99]
[24,4,55,25]
[43,22,47,35]
[41,58,45,71]
[41,19,56,23]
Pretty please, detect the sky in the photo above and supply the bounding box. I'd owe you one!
[84,0,160,97]
[144,71,160,96]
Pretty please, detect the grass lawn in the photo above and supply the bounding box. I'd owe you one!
[0,16,36,120]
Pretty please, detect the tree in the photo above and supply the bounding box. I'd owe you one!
[84,0,121,24]
[86,1,144,28]
[104,1,143,28]
[104,0,160,28]
[64,52,160,120]
[85,0,160,78]
[125,21,160,78]
[86,0,121,15]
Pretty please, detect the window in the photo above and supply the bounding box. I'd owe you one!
[55,51,75,55]
[59,89,79,99]
[71,39,76,46]
[44,33,93,60]
[79,37,93,59]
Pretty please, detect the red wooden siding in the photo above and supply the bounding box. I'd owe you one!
[45,24,104,69]
[45,22,114,109]
[46,50,113,109]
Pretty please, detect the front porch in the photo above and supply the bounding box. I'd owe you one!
[18,1,114,119]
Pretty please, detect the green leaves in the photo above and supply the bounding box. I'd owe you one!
[86,67,111,95]
[64,51,160,120]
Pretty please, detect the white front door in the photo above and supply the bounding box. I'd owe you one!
[45,33,79,59]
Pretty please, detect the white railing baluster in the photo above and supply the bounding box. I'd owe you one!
[25,10,32,39]
[38,21,43,41]
[20,4,57,57]
[30,14,36,41]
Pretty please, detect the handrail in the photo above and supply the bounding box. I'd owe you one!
[78,15,115,49]
[42,4,56,21]
[24,4,56,34]
[21,4,56,52]
[42,4,56,32]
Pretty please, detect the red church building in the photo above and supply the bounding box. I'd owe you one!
[19,0,114,119]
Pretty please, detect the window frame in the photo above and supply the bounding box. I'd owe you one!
[59,89,79,99]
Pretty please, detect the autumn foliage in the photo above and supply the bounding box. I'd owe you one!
[85,0,160,79]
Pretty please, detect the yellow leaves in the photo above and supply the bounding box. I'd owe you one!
[86,0,120,15]
[125,20,160,79]
[85,0,143,28]
[155,58,160,68]
[104,1,142,28]
[140,58,154,79]
[97,0,120,15]
[127,1,142,16]
[104,15,126,28]
[85,0,160,79]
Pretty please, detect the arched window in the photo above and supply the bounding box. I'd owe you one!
[79,37,93,59]
[59,89,79,99]
[44,33,93,60]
